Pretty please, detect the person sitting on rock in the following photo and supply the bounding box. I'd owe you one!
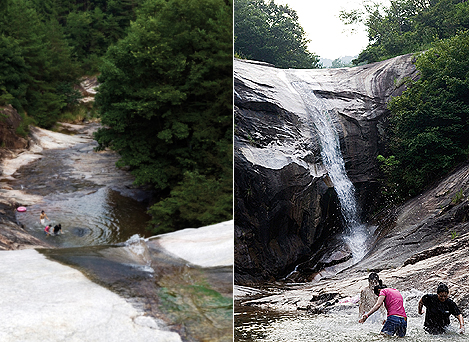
[418,283,465,334]
[359,280,407,337]
[359,272,386,323]
[53,224,62,235]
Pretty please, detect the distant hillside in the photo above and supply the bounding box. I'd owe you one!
[320,55,356,68]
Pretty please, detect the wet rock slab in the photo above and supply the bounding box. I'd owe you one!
[148,220,234,267]
[0,249,181,342]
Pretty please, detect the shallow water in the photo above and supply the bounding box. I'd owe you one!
[235,305,467,342]
[235,287,467,342]
[11,137,152,247]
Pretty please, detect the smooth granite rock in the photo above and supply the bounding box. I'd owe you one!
[148,220,234,268]
[0,249,181,342]
[235,55,419,283]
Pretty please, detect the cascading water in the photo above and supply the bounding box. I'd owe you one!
[291,81,368,261]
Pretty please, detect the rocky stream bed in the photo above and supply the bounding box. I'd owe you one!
[0,121,233,342]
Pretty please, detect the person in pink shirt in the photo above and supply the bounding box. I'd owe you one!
[359,280,407,337]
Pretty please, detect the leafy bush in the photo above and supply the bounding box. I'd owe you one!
[15,112,36,138]
[381,31,469,199]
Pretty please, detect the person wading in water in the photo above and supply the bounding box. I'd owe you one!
[418,283,465,334]
[40,210,49,226]
[359,273,386,323]
[359,280,407,337]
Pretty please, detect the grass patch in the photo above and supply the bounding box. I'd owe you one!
[58,102,98,124]
[451,189,464,205]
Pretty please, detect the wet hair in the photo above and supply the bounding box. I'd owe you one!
[437,283,449,294]
[41,210,45,213]
[373,280,387,296]
[368,272,379,282]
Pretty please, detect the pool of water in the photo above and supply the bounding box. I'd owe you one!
[15,187,151,247]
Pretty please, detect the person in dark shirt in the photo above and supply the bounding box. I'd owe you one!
[418,283,465,334]
[53,224,62,235]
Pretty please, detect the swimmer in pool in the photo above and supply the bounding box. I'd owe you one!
[53,224,62,235]
[40,210,49,226]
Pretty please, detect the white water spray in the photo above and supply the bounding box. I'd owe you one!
[291,81,368,261]
[122,234,154,273]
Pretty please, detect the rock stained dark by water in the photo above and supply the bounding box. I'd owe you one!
[0,213,51,250]
[0,105,28,152]
[234,55,419,284]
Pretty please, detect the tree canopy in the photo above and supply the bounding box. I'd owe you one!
[94,0,233,233]
[234,0,320,68]
[341,0,469,64]
[0,0,81,128]
[0,0,141,128]
[379,31,469,200]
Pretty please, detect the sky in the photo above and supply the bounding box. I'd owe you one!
[275,0,370,60]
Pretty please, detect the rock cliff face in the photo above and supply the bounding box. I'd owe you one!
[234,55,419,284]
[0,105,28,151]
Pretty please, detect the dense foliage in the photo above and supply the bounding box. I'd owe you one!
[0,0,79,127]
[0,0,139,128]
[234,0,320,68]
[341,0,469,64]
[94,0,233,233]
[379,31,469,200]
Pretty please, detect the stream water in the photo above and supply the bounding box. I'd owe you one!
[235,289,467,342]
[7,124,232,342]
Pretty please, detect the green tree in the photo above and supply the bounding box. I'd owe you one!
[0,35,27,106]
[0,0,142,127]
[62,1,140,74]
[381,31,469,199]
[341,0,469,64]
[330,58,353,68]
[234,0,320,68]
[95,0,233,233]
[0,0,81,127]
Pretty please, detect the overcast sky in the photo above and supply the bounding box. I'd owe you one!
[275,0,370,60]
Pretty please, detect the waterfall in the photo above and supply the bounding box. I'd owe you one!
[291,81,368,261]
